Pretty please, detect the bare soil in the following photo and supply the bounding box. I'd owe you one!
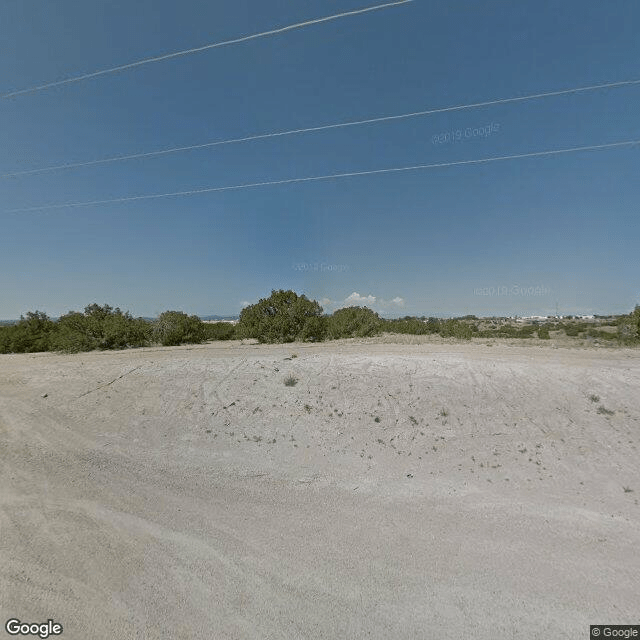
[1,338,638,638]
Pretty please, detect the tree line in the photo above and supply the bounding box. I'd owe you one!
[1,292,639,354]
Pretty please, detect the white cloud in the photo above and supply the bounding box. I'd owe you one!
[343,292,377,306]
[330,292,405,311]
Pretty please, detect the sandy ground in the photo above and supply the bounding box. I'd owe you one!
[1,337,639,639]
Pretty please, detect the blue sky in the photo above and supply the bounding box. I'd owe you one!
[1,0,638,319]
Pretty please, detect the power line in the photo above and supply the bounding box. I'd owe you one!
[0,0,413,100]
[2,76,639,179]
[6,138,638,213]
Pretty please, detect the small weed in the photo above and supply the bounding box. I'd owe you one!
[597,405,614,416]
[291,353,298,358]
[374,416,381,423]
[304,404,312,413]
[623,486,634,493]
[589,394,600,403]
[409,416,418,425]
[284,375,298,387]
[440,408,449,417]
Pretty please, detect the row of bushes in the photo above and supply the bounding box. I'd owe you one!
[2,294,638,353]
[235,293,387,343]
[0,304,218,354]
[233,292,562,343]
[235,294,484,342]
[235,292,640,344]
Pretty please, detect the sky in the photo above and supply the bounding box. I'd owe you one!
[1,0,638,320]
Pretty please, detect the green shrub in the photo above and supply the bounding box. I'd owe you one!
[153,311,206,346]
[326,306,383,339]
[52,304,152,352]
[476,324,537,339]
[586,328,617,341]
[297,315,328,342]
[439,319,475,340]
[563,322,588,337]
[237,290,323,343]
[284,375,298,387]
[611,309,640,344]
[53,311,100,352]
[202,322,236,341]
[383,317,429,335]
[537,327,550,339]
[424,317,442,334]
[506,325,536,338]
[617,320,637,343]
[0,311,56,353]
[0,326,11,354]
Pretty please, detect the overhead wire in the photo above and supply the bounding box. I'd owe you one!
[2,77,639,179]
[0,0,413,100]
[6,138,639,213]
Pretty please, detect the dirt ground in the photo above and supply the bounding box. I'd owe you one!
[1,337,639,639]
